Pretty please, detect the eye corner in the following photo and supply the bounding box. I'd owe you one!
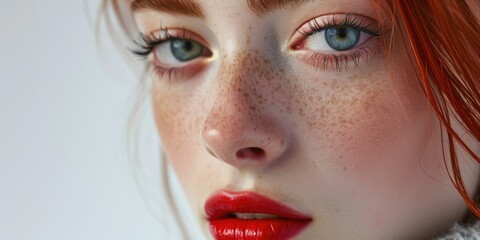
[287,31,311,52]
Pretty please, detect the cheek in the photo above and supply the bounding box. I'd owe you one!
[151,82,205,194]
[300,68,430,170]
[295,63,443,219]
[337,78,431,183]
[330,86,425,172]
[333,73,431,177]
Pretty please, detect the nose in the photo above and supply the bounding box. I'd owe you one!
[201,54,288,170]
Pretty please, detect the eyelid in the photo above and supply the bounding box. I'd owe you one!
[152,40,213,69]
[131,27,214,60]
[288,14,381,51]
[149,28,212,49]
[284,13,385,72]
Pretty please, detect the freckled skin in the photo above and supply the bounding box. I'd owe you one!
[139,0,480,239]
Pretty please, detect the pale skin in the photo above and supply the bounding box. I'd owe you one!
[132,0,480,239]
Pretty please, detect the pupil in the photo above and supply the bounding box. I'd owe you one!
[171,39,204,62]
[337,28,347,39]
[183,41,193,52]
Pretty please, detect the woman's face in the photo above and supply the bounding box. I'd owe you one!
[133,0,480,239]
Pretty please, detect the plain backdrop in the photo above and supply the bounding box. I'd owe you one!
[0,1,201,239]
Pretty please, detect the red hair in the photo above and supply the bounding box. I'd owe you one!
[385,0,480,216]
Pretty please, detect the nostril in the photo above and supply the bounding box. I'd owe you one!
[236,147,266,160]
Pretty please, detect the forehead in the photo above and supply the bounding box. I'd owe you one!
[130,0,311,17]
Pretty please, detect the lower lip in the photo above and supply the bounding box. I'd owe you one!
[209,218,311,240]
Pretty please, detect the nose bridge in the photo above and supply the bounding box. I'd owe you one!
[207,47,269,120]
[203,51,264,141]
[223,58,251,106]
[209,15,277,102]
[201,47,288,170]
[201,1,282,117]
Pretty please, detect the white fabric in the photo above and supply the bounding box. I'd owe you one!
[436,222,480,240]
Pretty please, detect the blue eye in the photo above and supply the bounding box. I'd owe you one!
[170,39,204,62]
[324,26,360,51]
[301,24,372,53]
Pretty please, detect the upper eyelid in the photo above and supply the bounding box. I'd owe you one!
[131,28,211,58]
[132,14,382,57]
[149,28,209,45]
[288,14,382,50]
[295,14,381,35]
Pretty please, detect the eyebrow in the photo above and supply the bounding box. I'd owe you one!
[131,0,310,17]
[247,0,310,16]
[131,0,206,18]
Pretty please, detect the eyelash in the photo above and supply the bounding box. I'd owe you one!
[130,14,385,80]
[132,28,175,58]
[297,14,382,37]
[131,28,197,80]
[292,14,384,71]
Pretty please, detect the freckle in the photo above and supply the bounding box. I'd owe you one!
[298,108,305,117]
[343,166,347,171]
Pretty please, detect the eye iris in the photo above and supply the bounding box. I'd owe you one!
[171,39,203,62]
[325,26,360,51]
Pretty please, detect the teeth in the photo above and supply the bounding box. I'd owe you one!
[234,213,256,219]
[233,213,279,219]
[255,213,279,219]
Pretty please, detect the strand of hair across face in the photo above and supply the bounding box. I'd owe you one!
[392,0,480,216]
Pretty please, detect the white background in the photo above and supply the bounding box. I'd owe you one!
[0,1,193,239]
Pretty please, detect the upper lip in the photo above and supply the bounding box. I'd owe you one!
[204,190,312,221]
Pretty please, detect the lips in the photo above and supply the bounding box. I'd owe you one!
[205,190,312,240]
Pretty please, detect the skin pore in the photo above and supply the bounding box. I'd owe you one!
[131,0,480,239]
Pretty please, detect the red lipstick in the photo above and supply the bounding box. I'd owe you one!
[205,190,312,240]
